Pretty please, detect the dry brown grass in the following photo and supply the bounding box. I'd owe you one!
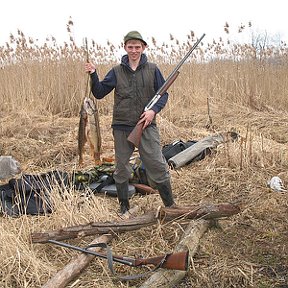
[0,24,288,288]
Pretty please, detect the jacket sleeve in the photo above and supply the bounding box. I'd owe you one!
[151,67,169,114]
[90,69,116,99]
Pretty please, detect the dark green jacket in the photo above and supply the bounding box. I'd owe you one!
[90,54,168,131]
[112,60,156,127]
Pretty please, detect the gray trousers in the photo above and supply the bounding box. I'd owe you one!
[113,126,170,185]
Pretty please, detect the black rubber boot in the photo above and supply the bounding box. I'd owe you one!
[116,181,130,214]
[156,180,176,207]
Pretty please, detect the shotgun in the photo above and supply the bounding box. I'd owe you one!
[127,33,206,147]
[48,239,189,271]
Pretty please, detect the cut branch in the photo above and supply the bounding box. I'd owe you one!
[32,212,156,243]
[159,202,241,222]
[31,203,240,243]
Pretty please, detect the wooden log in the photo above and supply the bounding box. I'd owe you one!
[159,202,241,222]
[41,234,112,288]
[32,212,156,243]
[139,219,212,288]
[31,203,240,243]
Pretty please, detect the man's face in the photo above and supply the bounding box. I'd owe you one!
[124,40,145,61]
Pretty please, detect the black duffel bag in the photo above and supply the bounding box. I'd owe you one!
[0,170,70,217]
[162,139,208,162]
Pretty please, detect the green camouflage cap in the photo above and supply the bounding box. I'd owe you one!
[124,31,147,46]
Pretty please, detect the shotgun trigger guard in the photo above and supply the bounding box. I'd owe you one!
[157,254,168,268]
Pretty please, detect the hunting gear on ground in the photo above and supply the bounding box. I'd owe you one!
[0,162,153,217]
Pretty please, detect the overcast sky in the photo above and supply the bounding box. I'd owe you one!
[0,0,287,47]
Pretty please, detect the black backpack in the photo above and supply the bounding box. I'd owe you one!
[0,170,70,217]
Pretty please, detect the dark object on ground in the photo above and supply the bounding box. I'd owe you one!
[0,170,70,216]
[168,132,239,168]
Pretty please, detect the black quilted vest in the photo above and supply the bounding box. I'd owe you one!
[112,62,156,126]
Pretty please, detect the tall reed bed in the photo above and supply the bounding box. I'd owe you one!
[1,23,287,119]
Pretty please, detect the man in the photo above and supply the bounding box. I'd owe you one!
[85,31,175,214]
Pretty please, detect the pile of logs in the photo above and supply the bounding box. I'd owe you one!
[31,203,241,288]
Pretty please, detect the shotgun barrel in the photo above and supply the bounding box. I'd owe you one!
[127,33,206,147]
[48,239,189,271]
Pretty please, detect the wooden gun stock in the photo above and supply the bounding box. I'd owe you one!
[132,183,158,195]
[127,121,145,147]
[130,250,189,271]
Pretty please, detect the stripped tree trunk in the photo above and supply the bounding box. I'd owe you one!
[42,234,112,288]
[158,203,241,222]
[32,212,157,243]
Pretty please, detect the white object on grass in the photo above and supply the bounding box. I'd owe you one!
[267,176,287,192]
